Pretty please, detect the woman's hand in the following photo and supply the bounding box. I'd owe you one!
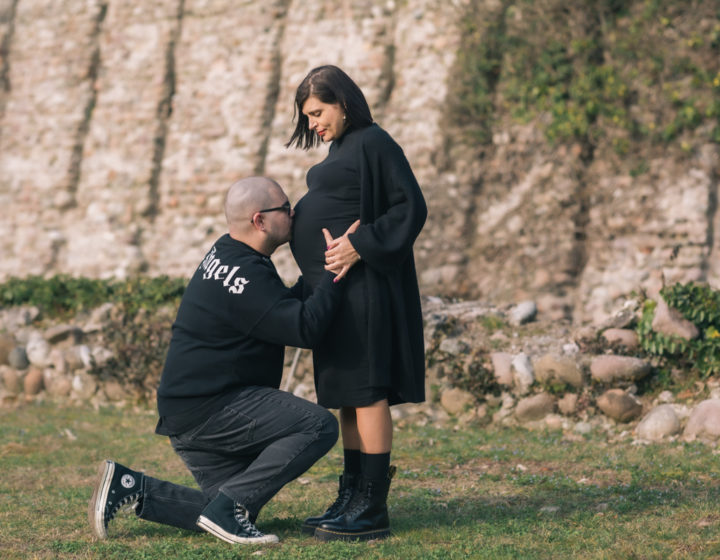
[322,220,361,282]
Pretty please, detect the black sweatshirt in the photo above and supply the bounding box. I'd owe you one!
[155,234,341,435]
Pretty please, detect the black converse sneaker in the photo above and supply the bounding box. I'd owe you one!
[88,460,144,539]
[197,492,279,545]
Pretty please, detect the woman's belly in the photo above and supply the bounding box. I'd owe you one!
[290,189,360,289]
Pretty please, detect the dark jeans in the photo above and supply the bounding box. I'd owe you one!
[138,386,338,531]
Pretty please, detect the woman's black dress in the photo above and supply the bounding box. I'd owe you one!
[290,128,387,408]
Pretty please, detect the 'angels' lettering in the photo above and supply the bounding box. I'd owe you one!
[199,247,250,295]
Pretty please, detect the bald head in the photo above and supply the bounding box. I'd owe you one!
[224,176,292,255]
[225,176,282,233]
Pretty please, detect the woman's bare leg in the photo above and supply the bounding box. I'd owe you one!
[340,399,392,453]
[339,406,360,450]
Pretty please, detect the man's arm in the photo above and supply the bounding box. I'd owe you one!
[288,276,305,300]
[249,271,341,349]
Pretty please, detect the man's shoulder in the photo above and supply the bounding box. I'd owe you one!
[192,238,278,297]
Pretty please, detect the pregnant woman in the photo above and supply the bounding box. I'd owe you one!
[286,65,427,541]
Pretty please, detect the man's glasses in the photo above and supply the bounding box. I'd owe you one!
[251,201,292,223]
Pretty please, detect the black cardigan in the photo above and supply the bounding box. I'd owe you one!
[346,124,427,404]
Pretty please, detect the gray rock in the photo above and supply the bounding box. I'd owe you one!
[77,345,93,369]
[390,405,410,422]
[476,403,488,421]
[515,392,555,422]
[635,404,680,441]
[103,380,127,402]
[558,393,578,415]
[539,505,560,514]
[0,334,15,365]
[490,352,513,386]
[596,389,642,422]
[64,346,88,372]
[438,337,469,356]
[48,348,68,375]
[292,382,314,401]
[91,346,115,368]
[573,326,598,345]
[71,373,98,400]
[25,334,50,367]
[492,406,514,424]
[0,306,39,331]
[8,347,29,370]
[501,392,516,410]
[590,355,651,384]
[509,301,537,326]
[47,375,72,397]
[44,324,83,344]
[512,353,534,395]
[92,302,116,322]
[651,297,699,340]
[440,387,475,415]
[574,421,593,435]
[683,399,720,442]
[23,367,44,396]
[600,307,636,330]
[544,414,566,431]
[533,354,583,388]
[1,366,22,395]
[601,328,639,350]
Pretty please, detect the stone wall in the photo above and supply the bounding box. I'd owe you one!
[0,0,718,324]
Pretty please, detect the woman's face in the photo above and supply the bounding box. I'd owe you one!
[301,96,346,142]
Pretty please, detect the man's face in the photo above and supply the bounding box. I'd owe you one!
[262,189,294,246]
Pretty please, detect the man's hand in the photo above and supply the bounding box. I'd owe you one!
[322,220,361,282]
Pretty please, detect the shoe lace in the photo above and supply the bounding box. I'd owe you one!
[234,505,265,537]
[106,492,142,522]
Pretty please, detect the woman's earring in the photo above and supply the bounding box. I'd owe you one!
[343,114,347,121]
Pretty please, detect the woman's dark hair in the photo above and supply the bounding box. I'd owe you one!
[286,65,373,150]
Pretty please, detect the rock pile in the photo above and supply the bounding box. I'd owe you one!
[0,303,133,405]
[417,295,720,444]
[1,293,719,446]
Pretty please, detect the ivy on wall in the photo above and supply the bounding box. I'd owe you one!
[451,0,720,154]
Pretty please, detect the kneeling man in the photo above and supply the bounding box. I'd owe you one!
[89,177,355,545]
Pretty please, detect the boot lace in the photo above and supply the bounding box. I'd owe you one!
[343,483,373,517]
[234,505,265,537]
[325,485,355,516]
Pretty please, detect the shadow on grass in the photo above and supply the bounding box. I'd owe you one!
[387,482,720,533]
[126,480,720,537]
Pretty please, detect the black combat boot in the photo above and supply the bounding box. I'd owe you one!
[314,466,395,542]
[301,472,358,535]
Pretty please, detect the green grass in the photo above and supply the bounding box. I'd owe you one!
[1,401,720,559]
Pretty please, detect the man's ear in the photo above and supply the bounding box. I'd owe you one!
[250,213,264,231]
